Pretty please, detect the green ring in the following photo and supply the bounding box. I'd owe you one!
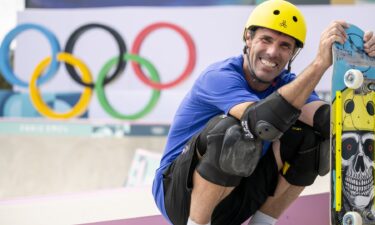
[96,53,161,120]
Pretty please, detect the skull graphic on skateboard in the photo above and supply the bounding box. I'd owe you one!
[331,24,375,225]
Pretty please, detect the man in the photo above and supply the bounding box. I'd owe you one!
[152,1,375,225]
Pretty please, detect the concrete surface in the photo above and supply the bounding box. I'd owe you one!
[0,133,330,225]
[0,134,166,199]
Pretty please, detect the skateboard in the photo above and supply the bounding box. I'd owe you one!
[331,24,375,225]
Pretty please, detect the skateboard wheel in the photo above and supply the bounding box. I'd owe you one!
[344,69,363,89]
[343,211,362,225]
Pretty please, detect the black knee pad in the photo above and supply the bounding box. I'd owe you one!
[280,121,320,186]
[196,115,262,187]
[196,115,226,156]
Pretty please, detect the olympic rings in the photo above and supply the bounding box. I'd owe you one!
[96,54,160,120]
[30,52,93,119]
[64,23,127,88]
[131,22,196,90]
[0,23,61,87]
[0,21,196,120]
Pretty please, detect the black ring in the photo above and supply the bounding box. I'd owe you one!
[64,23,127,88]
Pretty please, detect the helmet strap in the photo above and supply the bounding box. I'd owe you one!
[243,46,273,84]
[286,48,301,73]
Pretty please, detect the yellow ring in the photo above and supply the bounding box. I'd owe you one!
[29,52,93,119]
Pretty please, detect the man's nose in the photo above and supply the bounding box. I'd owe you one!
[266,44,278,57]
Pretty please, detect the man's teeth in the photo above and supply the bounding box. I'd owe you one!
[261,59,276,67]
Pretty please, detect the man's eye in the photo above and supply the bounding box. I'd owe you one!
[281,44,291,50]
[261,38,271,43]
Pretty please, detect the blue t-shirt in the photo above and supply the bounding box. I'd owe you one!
[152,55,320,222]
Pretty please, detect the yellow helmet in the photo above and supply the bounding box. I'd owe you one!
[243,0,307,47]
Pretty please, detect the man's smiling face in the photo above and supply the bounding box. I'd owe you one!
[245,27,296,83]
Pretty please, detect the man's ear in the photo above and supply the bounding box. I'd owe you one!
[244,30,253,48]
[245,29,251,41]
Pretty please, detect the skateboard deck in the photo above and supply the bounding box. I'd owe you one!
[331,24,375,225]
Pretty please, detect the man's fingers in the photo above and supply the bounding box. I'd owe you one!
[364,31,373,42]
[364,31,375,57]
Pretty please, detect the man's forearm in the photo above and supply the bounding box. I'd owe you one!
[278,59,328,109]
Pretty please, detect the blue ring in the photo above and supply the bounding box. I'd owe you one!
[0,23,61,87]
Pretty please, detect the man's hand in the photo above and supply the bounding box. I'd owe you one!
[364,31,375,57]
[315,20,349,71]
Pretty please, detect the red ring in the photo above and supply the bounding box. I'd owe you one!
[131,22,196,90]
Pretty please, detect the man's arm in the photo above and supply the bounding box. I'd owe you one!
[298,100,326,127]
[277,20,348,109]
[230,21,348,120]
[230,22,375,141]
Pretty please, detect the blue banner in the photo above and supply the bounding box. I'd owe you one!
[25,0,331,8]
[26,0,254,8]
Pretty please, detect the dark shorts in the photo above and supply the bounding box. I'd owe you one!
[162,131,278,225]
[279,120,321,186]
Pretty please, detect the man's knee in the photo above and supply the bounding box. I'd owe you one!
[196,115,262,187]
[280,121,329,186]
